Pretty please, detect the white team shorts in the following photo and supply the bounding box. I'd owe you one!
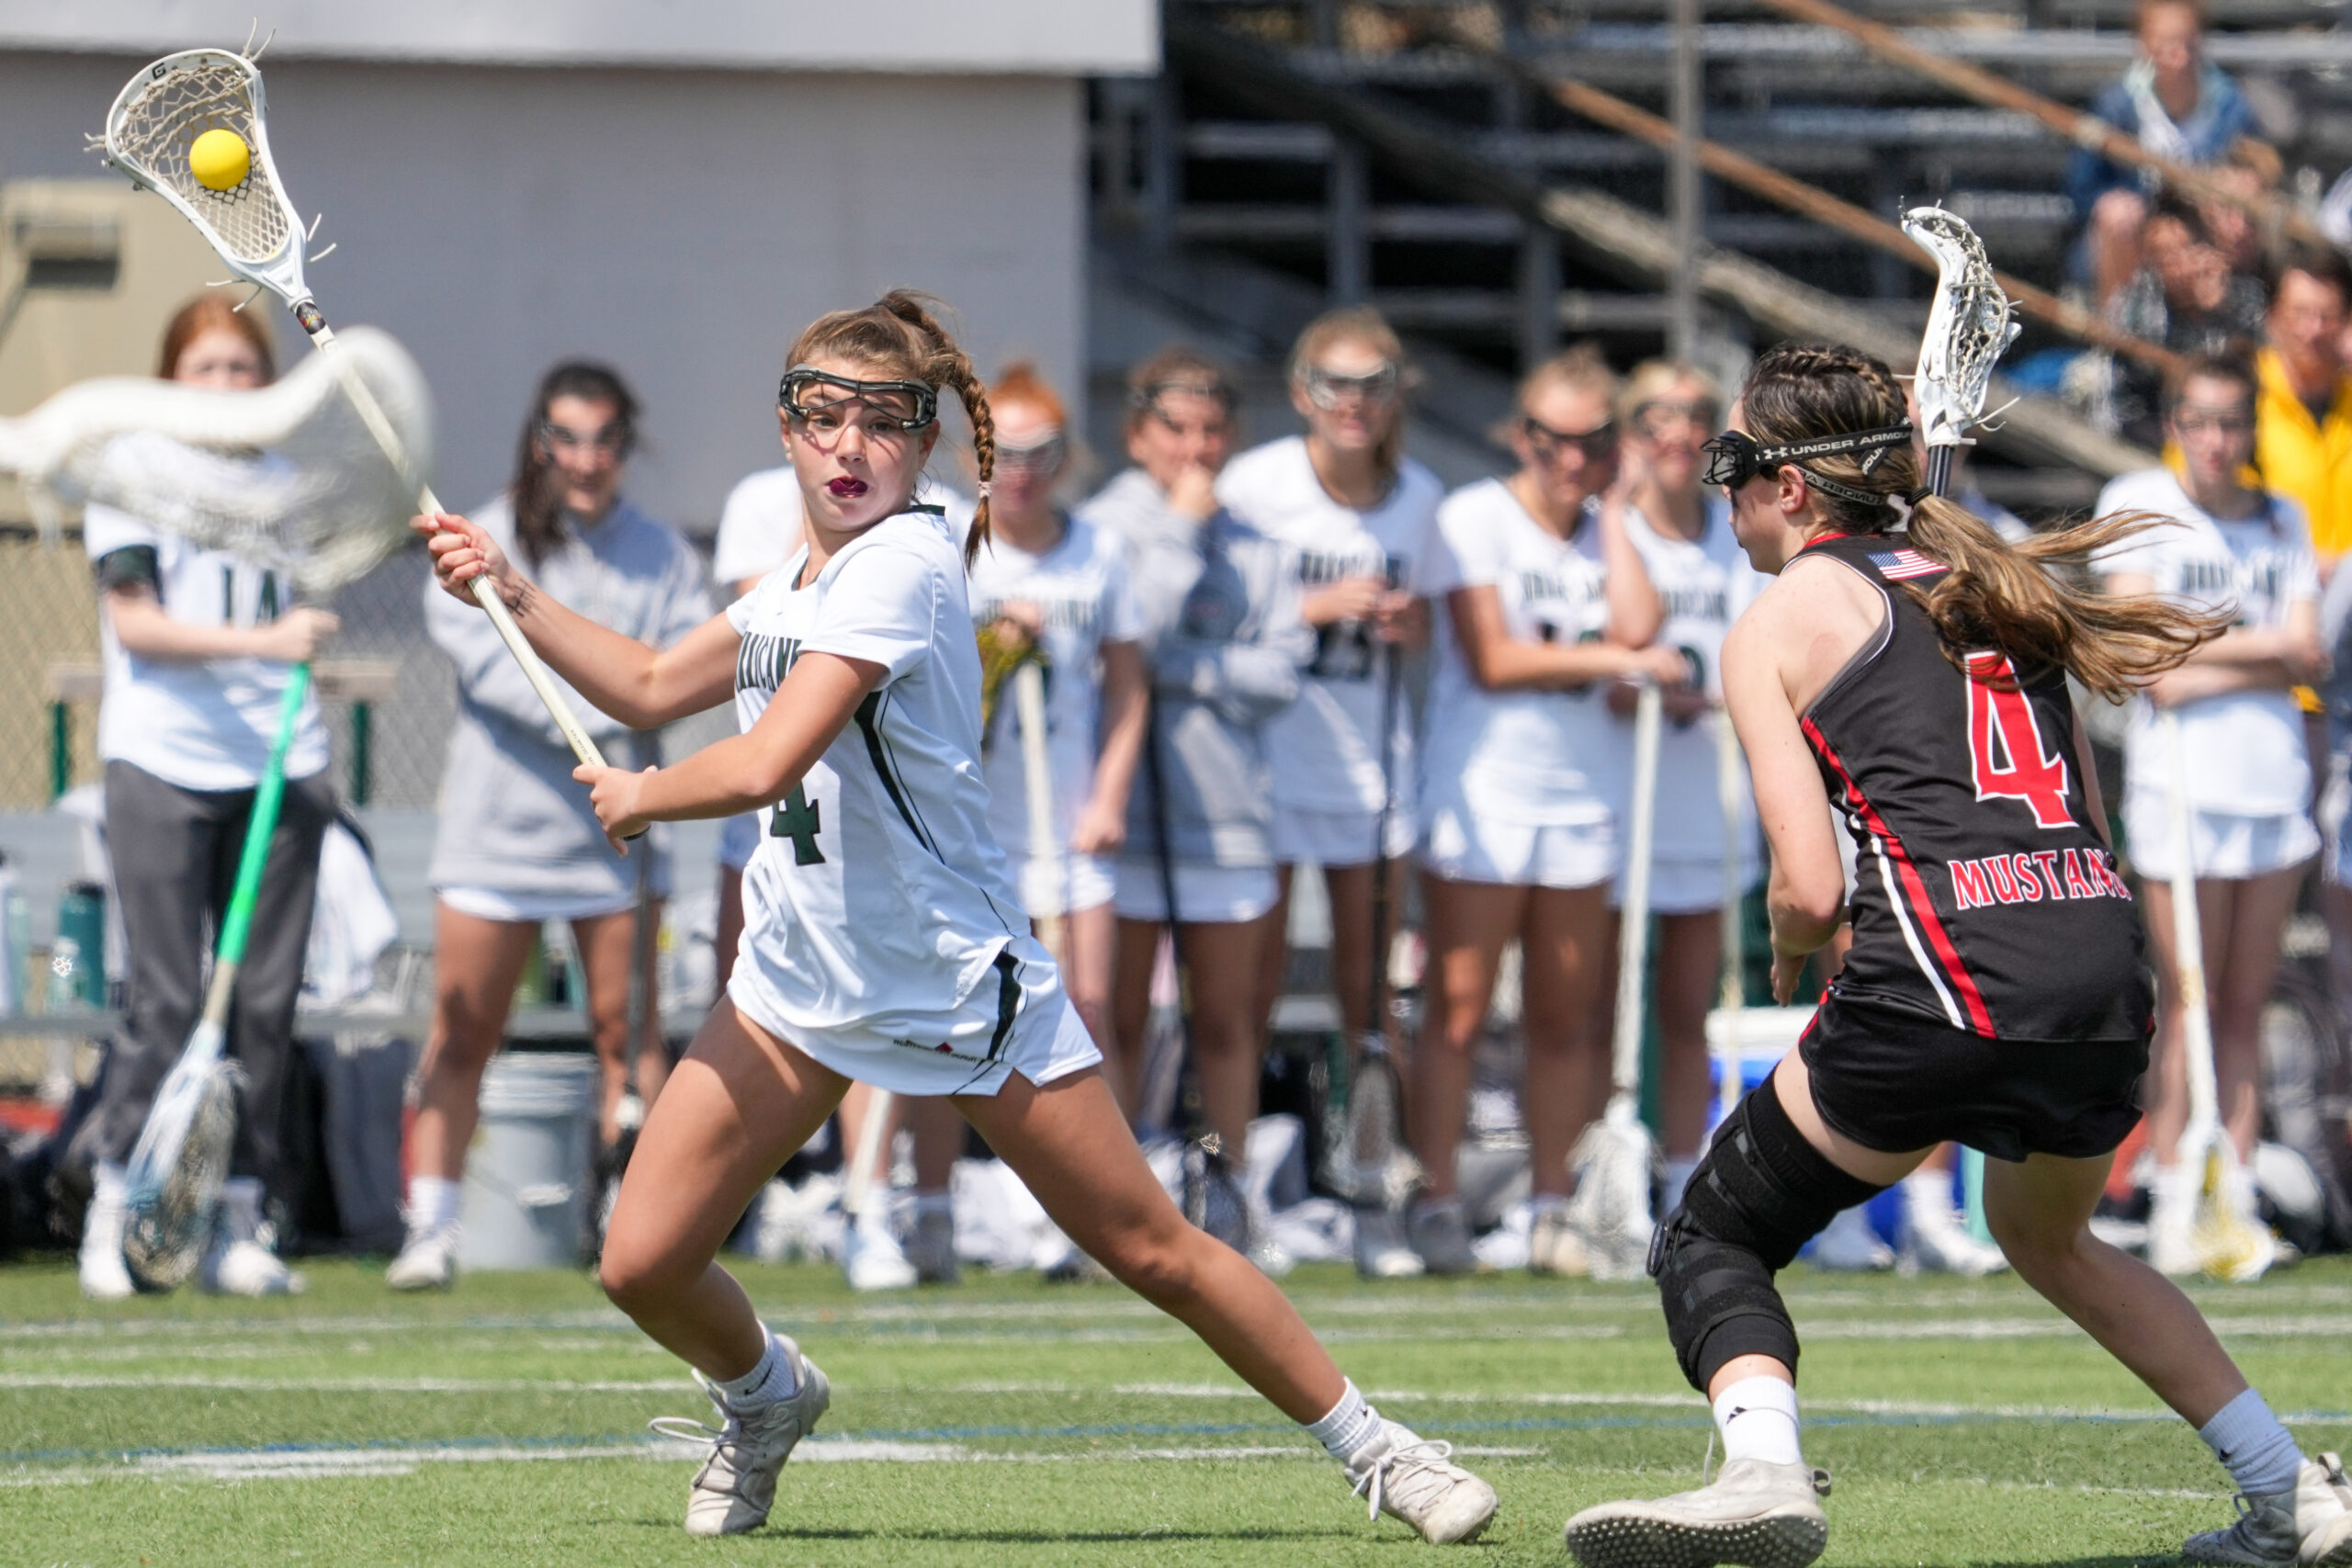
[1611,855,1763,916]
[437,886,637,924]
[1268,803,1415,867]
[2122,791,2320,883]
[729,943,1102,1099]
[1419,802,1618,891]
[1018,852,1117,919]
[717,811,763,873]
[1113,859,1280,924]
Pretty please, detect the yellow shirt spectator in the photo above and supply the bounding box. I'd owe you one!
[2256,346,2352,561]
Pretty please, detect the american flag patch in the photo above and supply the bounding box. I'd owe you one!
[1869,548,1946,581]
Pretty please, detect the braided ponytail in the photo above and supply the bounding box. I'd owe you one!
[785,290,997,567]
[1741,342,2227,703]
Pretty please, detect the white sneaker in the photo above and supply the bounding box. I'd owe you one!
[904,1203,959,1285]
[651,1338,831,1538]
[1529,1204,1591,1278]
[1347,1420,1498,1545]
[78,1163,134,1302]
[1565,1457,1832,1568]
[1807,1205,1894,1272]
[2150,1165,2203,1276]
[2184,1452,2352,1564]
[198,1179,302,1297]
[386,1224,459,1292]
[841,1213,918,1292]
[1353,1206,1426,1280]
[1901,1175,2008,1278]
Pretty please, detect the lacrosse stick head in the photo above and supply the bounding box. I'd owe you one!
[122,1053,243,1291]
[102,49,311,312]
[1903,206,2021,461]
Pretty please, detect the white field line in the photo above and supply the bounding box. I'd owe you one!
[0,1373,685,1393]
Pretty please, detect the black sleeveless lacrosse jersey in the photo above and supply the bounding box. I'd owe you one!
[1796,533,2153,1043]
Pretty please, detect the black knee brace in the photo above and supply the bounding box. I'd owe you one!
[1648,1084,1888,1392]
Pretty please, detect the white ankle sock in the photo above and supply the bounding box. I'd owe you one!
[92,1161,126,1207]
[2200,1388,2303,1498]
[1306,1380,1385,1468]
[1713,1375,1803,1467]
[406,1176,461,1233]
[714,1331,799,1410]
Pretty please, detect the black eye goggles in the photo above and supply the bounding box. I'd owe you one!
[778,365,939,431]
[1701,424,1912,507]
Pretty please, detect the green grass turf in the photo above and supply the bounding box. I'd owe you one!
[4,1254,2352,1565]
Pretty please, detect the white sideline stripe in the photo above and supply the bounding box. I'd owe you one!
[0,1374,684,1393]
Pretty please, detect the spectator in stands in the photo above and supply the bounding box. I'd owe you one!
[2095,352,2323,1277]
[76,294,339,1302]
[2256,243,2352,567]
[2069,0,2256,310]
[2107,192,2267,448]
[389,362,713,1292]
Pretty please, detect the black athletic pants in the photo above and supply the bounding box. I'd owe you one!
[93,759,335,1210]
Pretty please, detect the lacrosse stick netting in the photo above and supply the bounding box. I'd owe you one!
[0,326,429,595]
[102,46,614,772]
[1903,206,2021,499]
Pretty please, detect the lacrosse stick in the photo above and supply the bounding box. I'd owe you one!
[1012,661,1067,959]
[2163,710,2275,1281]
[1345,644,1424,1276]
[1571,680,1664,1280]
[98,46,610,773]
[1904,205,2020,500]
[0,338,443,1288]
[840,1085,898,1229]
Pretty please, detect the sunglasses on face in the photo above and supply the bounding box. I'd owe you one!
[1521,413,1618,461]
[1631,399,1720,439]
[996,431,1069,475]
[537,421,631,459]
[1301,363,1400,411]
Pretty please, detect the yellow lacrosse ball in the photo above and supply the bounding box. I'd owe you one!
[188,128,251,191]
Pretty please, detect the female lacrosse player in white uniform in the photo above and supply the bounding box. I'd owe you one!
[1216,309,1441,1067]
[419,294,1493,1546]
[1611,361,1767,1207]
[1409,344,1687,1277]
[390,363,713,1291]
[77,294,339,1302]
[2094,352,2324,1276]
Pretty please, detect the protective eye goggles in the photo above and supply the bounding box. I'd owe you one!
[996,431,1069,474]
[536,420,632,459]
[1700,424,1912,507]
[1300,363,1400,411]
[778,365,938,432]
[1521,413,1618,460]
[1130,376,1238,419]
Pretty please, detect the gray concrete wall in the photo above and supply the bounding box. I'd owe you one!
[0,52,1087,530]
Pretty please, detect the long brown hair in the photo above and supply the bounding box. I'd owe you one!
[157,292,275,382]
[1739,342,2225,702]
[786,290,993,567]
[1289,306,1414,482]
[510,361,638,570]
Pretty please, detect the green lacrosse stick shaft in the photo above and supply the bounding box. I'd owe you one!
[197,660,311,1029]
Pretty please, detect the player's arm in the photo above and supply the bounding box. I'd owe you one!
[1598,494,1665,649]
[2108,570,2324,690]
[1074,638,1148,855]
[1448,582,1686,693]
[418,512,737,727]
[2070,705,2115,852]
[1723,603,1845,1003]
[576,651,882,844]
[103,582,338,665]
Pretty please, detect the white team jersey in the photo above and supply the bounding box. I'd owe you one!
[1623,496,1769,863]
[1215,435,1442,815]
[1418,478,1621,827]
[83,436,330,792]
[967,516,1145,862]
[712,462,974,592]
[723,507,1030,1033]
[2094,467,2320,816]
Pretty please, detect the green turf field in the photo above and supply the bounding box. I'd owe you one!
[4,1254,2350,1566]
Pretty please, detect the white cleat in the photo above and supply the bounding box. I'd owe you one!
[652,1339,831,1538]
[1901,1176,2007,1278]
[1566,1458,1831,1568]
[385,1224,459,1292]
[1806,1205,1894,1272]
[1348,1421,1498,1545]
[842,1213,918,1292]
[198,1180,302,1297]
[1530,1204,1592,1278]
[1353,1206,1426,1280]
[78,1165,134,1302]
[2185,1453,2352,1565]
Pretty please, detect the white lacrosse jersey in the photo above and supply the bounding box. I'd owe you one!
[1418,478,1620,827]
[2094,468,2319,817]
[1623,496,1769,863]
[1215,435,1442,815]
[967,516,1146,863]
[83,438,330,793]
[713,463,975,594]
[723,506,1031,1033]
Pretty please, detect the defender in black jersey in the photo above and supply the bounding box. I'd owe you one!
[1566,344,2352,1568]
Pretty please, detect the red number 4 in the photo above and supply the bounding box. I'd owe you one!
[1964,651,2074,829]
